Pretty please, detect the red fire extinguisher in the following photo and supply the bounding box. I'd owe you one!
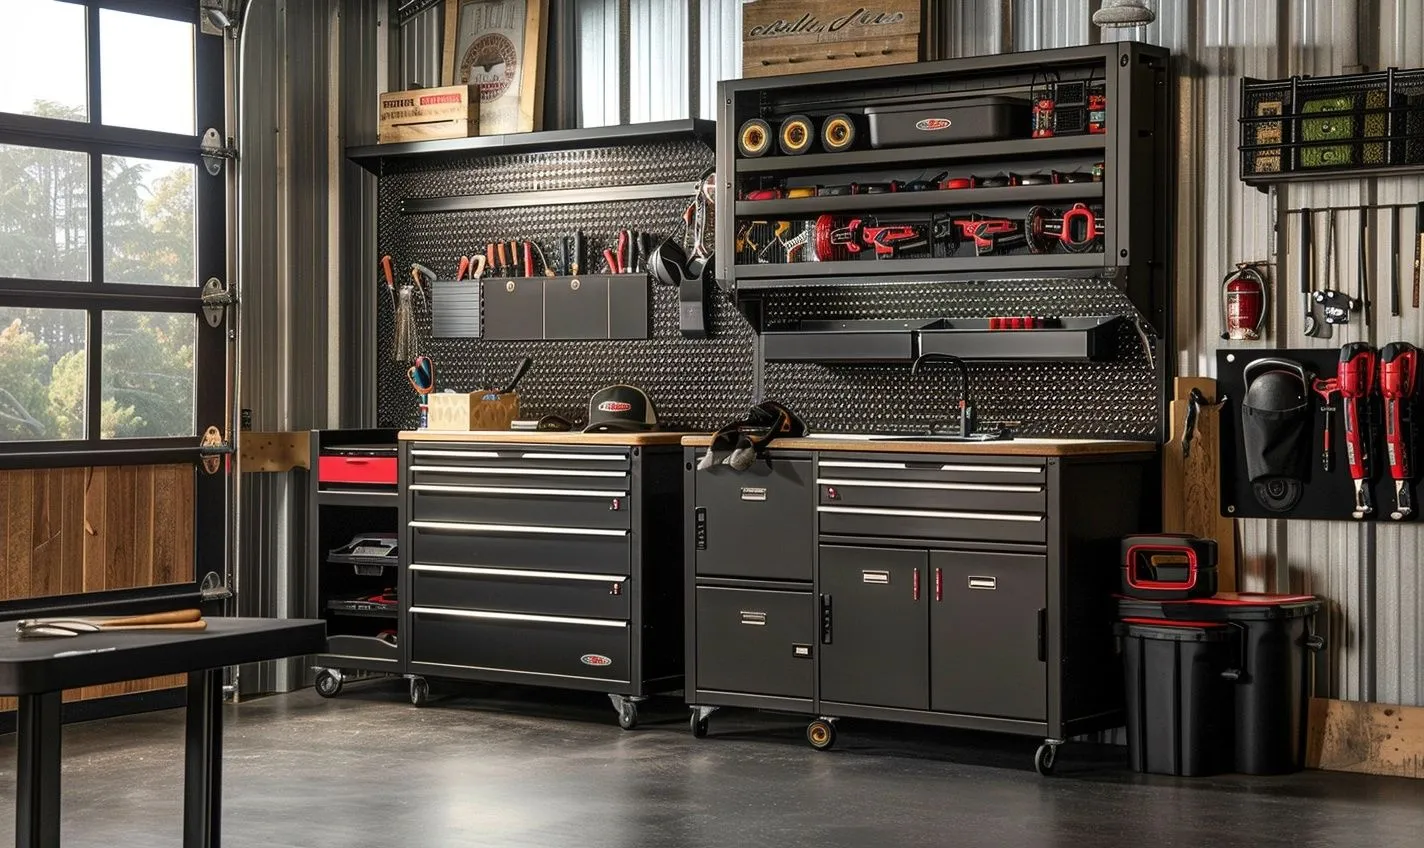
[1221,264,1268,340]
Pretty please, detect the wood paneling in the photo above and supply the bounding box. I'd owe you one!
[1308,697,1424,779]
[0,463,196,709]
[1163,377,1238,592]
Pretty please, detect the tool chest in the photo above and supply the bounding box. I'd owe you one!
[398,435,683,727]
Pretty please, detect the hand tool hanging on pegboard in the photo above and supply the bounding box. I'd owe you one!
[1413,201,1424,309]
[1381,342,1419,520]
[1315,210,1360,326]
[1310,376,1338,472]
[1338,342,1378,519]
[1358,211,1372,327]
[1299,209,1321,337]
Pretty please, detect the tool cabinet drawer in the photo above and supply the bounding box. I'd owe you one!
[692,457,814,582]
[409,520,631,574]
[694,586,814,699]
[411,483,632,529]
[817,456,1047,487]
[410,564,631,619]
[410,608,631,683]
[408,447,631,491]
[817,505,1047,544]
[818,475,1045,514]
[318,455,398,486]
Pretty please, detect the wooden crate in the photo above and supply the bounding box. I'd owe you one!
[742,0,921,79]
[426,391,519,431]
[378,84,480,144]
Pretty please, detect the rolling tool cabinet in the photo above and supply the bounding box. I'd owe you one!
[398,432,684,727]
[683,437,1157,774]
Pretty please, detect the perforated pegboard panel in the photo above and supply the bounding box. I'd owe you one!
[375,140,756,431]
[758,277,1161,440]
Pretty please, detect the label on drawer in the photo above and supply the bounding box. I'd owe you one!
[581,653,613,667]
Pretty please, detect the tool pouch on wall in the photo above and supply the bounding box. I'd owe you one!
[1240,358,1312,512]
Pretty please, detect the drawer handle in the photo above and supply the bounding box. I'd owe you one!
[411,564,627,583]
[935,567,943,602]
[862,570,890,584]
[968,576,997,590]
[740,611,767,626]
[410,465,627,479]
[817,478,1043,494]
[939,464,1043,474]
[819,460,908,470]
[818,506,1043,523]
[411,484,630,498]
[410,450,501,459]
[740,487,767,502]
[342,458,370,465]
[409,520,628,537]
[410,607,628,628]
[519,452,628,462]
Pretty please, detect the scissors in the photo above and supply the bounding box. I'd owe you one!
[408,355,435,396]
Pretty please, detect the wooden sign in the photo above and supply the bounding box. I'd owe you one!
[742,0,921,78]
[442,0,547,135]
[378,84,480,144]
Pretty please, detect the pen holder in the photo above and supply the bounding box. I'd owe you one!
[426,391,520,431]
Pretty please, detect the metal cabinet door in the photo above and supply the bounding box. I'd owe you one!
[817,545,929,710]
[930,550,1047,720]
[694,458,814,582]
[695,586,814,699]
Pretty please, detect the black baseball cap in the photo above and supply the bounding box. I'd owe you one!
[584,385,658,433]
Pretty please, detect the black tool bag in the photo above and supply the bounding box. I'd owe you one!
[1240,358,1312,512]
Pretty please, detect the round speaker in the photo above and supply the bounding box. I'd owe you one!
[821,113,858,152]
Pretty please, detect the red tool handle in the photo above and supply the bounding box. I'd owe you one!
[455,256,470,282]
[1382,342,1419,482]
[1339,344,1377,478]
[861,225,921,256]
[496,243,509,276]
[523,242,534,278]
[602,248,618,274]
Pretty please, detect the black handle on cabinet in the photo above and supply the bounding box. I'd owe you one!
[694,507,707,550]
[1036,608,1047,662]
[820,593,833,644]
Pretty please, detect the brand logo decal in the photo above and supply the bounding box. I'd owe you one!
[598,401,633,412]
[581,654,613,667]
[916,118,952,131]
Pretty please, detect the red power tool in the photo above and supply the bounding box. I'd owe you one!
[1381,341,1419,519]
[1339,342,1378,519]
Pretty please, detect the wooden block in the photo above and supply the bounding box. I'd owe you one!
[239,430,312,473]
[743,0,921,79]
[426,391,520,431]
[378,85,479,144]
[1307,697,1424,779]
[1162,377,1238,592]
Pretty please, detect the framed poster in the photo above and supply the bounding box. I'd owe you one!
[443,0,547,135]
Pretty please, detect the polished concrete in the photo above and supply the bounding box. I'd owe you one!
[2,681,1423,847]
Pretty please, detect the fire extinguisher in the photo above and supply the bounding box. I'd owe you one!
[1221,263,1269,340]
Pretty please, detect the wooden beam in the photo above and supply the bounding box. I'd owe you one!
[1162,377,1238,592]
[1307,697,1424,779]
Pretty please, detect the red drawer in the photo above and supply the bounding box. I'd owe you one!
[318,455,397,486]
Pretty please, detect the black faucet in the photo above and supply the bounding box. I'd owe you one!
[910,352,976,437]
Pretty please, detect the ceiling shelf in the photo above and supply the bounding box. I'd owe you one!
[735,135,1106,176]
[735,182,1103,217]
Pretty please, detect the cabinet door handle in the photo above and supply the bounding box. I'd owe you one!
[968,576,997,590]
[935,567,943,602]
[861,569,890,584]
[820,594,833,644]
[1037,608,1048,662]
[739,611,767,626]
[913,567,920,601]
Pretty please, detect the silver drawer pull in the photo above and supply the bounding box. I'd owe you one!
[740,611,767,626]
[411,484,629,498]
[410,465,627,478]
[819,460,908,470]
[519,452,628,462]
[411,564,627,583]
[740,487,767,501]
[818,506,1042,523]
[817,478,1043,494]
[939,464,1043,474]
[968,576,998,590]
[411,450,501,459]
[410,607,627,628]
[409,520,628,537]
[861,570,890,584]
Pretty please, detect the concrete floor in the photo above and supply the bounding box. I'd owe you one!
[2,682,1423,848]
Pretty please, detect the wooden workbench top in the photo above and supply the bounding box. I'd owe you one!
[679,434,1158,457]
[400,429,691,446]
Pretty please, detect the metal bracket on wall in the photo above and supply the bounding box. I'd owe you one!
[198,426,232,475]
[200,128,236,176]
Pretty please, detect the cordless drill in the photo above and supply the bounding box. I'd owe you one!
[1338,342,1378,519]
[1381,342,1419,520]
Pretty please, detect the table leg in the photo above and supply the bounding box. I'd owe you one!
[183,669,222,848]
[15,691,61,848]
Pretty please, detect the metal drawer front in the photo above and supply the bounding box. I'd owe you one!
[410,607,631,683]
[695,587,813,699]
[410,464,631,492]
[693,457,814,582]
[411,484,632,529]
[818,458,1046,487]
[410,447,631,471]
[818,505,1047,544]
[409,520,631,574]
[411,564,631,619]
[818,476,1046,513]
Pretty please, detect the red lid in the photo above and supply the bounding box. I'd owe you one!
[1120,617,1229,629]
[1190,592,1316,606]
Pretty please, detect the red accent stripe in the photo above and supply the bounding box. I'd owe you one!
[1120,617,1230,629]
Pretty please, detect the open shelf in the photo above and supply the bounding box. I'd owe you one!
[761,316,1124,363]
[734,251,1108,281]
[735,182,1102,217]
[735,135,1106,176]
[347,119,715,174]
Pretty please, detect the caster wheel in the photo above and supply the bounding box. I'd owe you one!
[1034,743,1058,776]
[690,713,709,738]
[314,670,343,699]
[409,678,430,707]
[617,701,639,730]
[806,719,837,751]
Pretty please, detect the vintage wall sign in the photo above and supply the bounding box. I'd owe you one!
[742,0,922,78]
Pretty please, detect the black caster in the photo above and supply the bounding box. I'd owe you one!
[690,712,709,738]
[409,677,430,707]
[1034,742,1060,776]
[806,718,837,751]
[617,700,639,730]
[314,669,343,699]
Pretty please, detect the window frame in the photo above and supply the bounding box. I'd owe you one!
[0,0,227,468]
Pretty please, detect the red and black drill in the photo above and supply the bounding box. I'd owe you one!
[1338,342,1378,519]
[1381,342,1419,520]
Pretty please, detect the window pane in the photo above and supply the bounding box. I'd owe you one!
[101,311,195,439]
[0,0,88,121]
[0,144,91,282]
[103,157,196,286]
[100,9,194,135]
[0,307,87,443]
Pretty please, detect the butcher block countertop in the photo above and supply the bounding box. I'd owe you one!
[400,429,691,446]
[680,434,1158,457]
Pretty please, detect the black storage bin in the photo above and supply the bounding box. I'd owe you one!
[1120,533,1220,600]
[1116,619,1238,776]
[1118,593,1324,775]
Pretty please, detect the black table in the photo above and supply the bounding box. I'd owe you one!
[0,617,326,848]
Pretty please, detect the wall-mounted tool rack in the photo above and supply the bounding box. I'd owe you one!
[715,43,1172,366]
[1238,66,1424,189]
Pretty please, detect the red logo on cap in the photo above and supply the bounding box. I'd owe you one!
[599,401,632,412]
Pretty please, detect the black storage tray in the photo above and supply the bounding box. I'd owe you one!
[761,319,924,362]
[915,316,1123,361]
[327,598,398,617]
[865,96,1029,149]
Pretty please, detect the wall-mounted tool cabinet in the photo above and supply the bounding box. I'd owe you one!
[398,432,684,727]
[684,439,1157,774]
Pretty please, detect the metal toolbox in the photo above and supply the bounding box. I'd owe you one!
[865,96,1028,148]
[409,519,632,574]
[694,586,814,699]
[409,608,631,684]
[410,484,632,529]
[691,456,815,582]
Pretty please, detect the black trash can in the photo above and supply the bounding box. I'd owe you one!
[1116,618,1238,776]
[1118,593,1324,775]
